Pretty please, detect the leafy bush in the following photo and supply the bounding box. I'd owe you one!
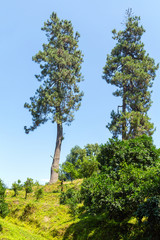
[60,187,82,216]
[136,196,160,226]
[81,163,160,220]
[62,144,100,181]
[0,179,6,200]
[62,156,99,181]
[35,187,43,201]
[0,179,9,218]
[12,179,23,197]
[60,187,81,205]
[97,135,159,170]
[62,162,79,181]
[135,196,160,239]
[0,200,9,218]
[78,156,100,178]
[24,178,34,199]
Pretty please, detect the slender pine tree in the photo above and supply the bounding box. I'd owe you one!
[24,12,83,183]
[103,9,158,139]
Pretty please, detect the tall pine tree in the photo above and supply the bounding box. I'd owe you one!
[24,12,83,183]
[103,9,158,140]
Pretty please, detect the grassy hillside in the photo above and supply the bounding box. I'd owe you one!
[0,180,83,240]
[0,218,46,240]
[0,179,146,240]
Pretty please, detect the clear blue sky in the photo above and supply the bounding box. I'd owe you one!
[0,0,160,187]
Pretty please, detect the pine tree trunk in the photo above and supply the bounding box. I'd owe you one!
[49,123,63,184]
[122,86,127,140]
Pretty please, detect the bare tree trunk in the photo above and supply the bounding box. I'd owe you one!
[122,86,127,140]
[49,123,63,184]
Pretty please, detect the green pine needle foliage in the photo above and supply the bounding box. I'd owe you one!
[103,9,159,139]
[24,12,83,133]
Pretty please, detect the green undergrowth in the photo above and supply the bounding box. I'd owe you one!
[62,212,145,240]
[0,179,147,240]
[1,180,83,240]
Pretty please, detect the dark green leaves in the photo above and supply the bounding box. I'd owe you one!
[0,179,9,218]
[97,135,159,170]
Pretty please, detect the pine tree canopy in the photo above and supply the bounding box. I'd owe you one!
[24,12,83,133]
[103,9,159,139]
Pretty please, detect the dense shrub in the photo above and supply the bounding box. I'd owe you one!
[0,179,6,200]
[0,200,9,218]
[136,196,160,224]
[97,135,159,170]
[24,178,34,199]
[81,162,160,220]
[135,196,160,239]
[12,179,23,197]
[35,187,43,201]
[0,179,9,218]
[60,187,81,205]
[78,156,100,178]
[62,144,100,181]
[60,187,82,216]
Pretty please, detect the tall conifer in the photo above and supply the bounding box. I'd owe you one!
[24,12,83,183]
[103,9,158,139]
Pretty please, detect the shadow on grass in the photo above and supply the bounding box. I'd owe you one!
[62,214,132,240]
[63,213,160,240]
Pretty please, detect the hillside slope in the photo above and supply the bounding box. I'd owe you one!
[0,179,145,240]
[0,218,47,240]
[0,180,82,240]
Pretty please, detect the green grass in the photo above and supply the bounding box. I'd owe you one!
[0,179,146,240]
[0,218,47,240]
[1,180,81,240]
